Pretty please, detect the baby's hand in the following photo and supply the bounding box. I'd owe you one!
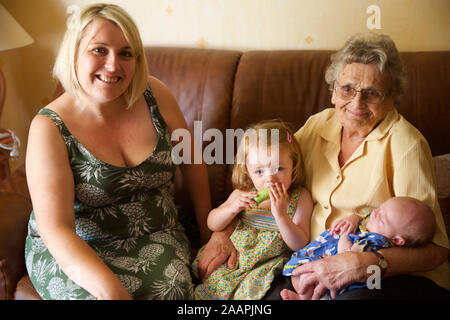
[269,183,288,217]
[329,215,360,236]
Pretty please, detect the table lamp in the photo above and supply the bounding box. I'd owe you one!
[0,3,33,180]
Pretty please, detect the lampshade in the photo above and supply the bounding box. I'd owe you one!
[0,3,34,52]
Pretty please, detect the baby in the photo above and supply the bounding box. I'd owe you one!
[281,196,436,300]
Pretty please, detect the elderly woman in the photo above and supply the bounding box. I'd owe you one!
[199,33,450,299]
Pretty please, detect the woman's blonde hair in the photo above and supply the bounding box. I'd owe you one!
[53,3,148,108]
[232,120,303,193]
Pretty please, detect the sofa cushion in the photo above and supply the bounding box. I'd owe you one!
[399,52,450,156]
[146,47,242,210]
[228,50,334,194]
[146,47,242,247]
[231,50,334,131]
[434,154,450,241]
[0,192,32,299]
[0,164,29,200]
[434,154,450,199]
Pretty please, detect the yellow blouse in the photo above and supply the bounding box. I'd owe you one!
[295,108,450,290]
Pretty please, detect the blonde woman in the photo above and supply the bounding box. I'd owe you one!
[25,3,211,300]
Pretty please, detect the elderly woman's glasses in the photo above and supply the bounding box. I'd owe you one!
[334,84,386,104]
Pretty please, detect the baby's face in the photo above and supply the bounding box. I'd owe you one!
[365,199,407,240]
[246,145,293,191]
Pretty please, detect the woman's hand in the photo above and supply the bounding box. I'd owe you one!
[291,251,377,299]
[197,226,238,282]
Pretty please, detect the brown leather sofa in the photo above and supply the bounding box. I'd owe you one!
[1,47,449,300]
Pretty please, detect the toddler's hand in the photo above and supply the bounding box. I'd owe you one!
[230,190,257,213]
[269,183,288,217]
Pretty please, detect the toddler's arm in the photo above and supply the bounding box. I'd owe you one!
[272,185,313,252]
[207,189,257,232]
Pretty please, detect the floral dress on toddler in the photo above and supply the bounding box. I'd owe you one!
[192,189,300,300]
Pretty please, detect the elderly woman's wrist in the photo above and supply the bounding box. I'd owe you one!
[209,227,233,244]
[339,251,380,283]
[359,251,384,282]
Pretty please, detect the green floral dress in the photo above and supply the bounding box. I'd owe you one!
[192,189,299,300]
[25,88,193,300]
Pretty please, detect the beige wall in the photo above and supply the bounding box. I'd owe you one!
[1,0,449,170]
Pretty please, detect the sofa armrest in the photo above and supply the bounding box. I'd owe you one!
[0,164,29,200]
[0,192,32,299]
[438,197,450,238]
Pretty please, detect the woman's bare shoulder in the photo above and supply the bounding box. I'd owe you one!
[34,92,72,117]
[146,75,188,133]
[147,76,174,102]
[29,93,73,137]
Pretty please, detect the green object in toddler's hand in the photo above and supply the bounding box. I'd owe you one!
[254,187,270,203]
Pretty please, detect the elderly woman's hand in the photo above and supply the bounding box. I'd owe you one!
[197,227,238,282]
[291,251,377,299]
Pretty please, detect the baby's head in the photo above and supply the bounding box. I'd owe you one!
[232,120,302,193]
[366,197,436,247]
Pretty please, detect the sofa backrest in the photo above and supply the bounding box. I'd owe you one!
[230,50,450,155]
[230,50,333,130]
[146,47,242,211]
[397,52,450,156]
[147,47,450,209]
[227,50,334,194]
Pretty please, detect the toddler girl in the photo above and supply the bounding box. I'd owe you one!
[192,120,313,300]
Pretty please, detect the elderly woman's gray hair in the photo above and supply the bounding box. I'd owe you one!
[325,33,407,105]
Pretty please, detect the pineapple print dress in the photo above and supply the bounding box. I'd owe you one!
[192,189,300,300]
[25,87,193,300]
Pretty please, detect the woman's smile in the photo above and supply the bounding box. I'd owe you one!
[96,74,121,84]
[345,107,370,118]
